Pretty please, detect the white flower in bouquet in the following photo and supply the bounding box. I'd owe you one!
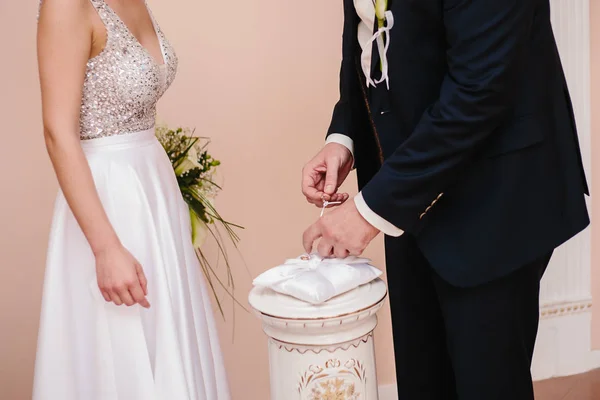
[190,194,215,248]
[175,142,203,176]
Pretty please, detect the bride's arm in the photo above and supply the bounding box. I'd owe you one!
[38,0,150,308]
[38,0,116,261]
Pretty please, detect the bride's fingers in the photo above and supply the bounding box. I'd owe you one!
[130,285,150,309]
[109,291,123,306]
[118,288,135,306]
[135,264,148,296]
[100,290,111,302]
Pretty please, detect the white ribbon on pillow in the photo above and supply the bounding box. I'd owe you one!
[253,253,382,304]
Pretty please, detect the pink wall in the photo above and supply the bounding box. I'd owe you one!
[591,0,600,349]
[0,1,395,399]
[0,1,55,399]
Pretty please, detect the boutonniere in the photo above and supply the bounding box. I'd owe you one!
[364,0,394,88]
[375,0,388,29]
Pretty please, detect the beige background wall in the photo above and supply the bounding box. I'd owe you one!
[0,1,393,399]
[0,1,54,399]
[591,0,600,347]
[1,1,598,399]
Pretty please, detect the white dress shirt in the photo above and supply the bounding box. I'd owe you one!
[326,0,404,237]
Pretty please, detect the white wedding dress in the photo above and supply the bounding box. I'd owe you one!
[33,1,230,399]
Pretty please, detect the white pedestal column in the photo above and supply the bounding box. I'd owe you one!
[249,279,387,400]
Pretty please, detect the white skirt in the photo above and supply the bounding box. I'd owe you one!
[33,128,231,400]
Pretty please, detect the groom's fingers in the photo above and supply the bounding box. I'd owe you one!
[318,240,334,258]
[328,193,349,204]
[334,247,349,259]
[303,183,331,208]
[302,168,325,204]
[324,157,340,195]
[303,223,323,253]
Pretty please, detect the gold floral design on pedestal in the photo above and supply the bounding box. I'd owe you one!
[309,377,359,400]
[298,359,367,400]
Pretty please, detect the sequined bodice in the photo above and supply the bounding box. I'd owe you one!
[80,0,177,139]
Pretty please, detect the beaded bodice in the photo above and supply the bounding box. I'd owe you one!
[79,0,177,139]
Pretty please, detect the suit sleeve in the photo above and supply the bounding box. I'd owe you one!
[360,0,535,233]
[326,0,362,142]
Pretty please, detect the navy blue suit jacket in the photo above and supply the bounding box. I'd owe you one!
[327,0,589,286]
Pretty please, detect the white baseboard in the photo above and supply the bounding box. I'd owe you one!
[378,384,398,400]
[377,310,600,399]
[532,308,600,380]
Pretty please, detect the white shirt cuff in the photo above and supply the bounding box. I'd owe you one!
[326,134,354,157]
[354,192,404,237]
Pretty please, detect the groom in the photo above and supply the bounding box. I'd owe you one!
[301,0,589,399]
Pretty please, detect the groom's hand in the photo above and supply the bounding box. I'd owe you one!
[303,198,380,258]
[302,143,353,207]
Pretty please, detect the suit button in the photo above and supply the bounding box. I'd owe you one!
[420,193,444,219]
[431,193,444,206]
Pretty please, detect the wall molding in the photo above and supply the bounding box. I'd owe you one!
[532,310,600,380]
[540,299,592,319]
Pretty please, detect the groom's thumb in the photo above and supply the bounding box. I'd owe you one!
[324,159,339,195]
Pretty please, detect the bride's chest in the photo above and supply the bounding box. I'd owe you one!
[83,30,178,107]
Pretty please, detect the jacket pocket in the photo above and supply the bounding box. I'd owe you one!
[480,115,545,158]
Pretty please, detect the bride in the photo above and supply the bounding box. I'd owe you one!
[34,0,230,398]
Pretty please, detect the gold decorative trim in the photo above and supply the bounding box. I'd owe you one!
[539,300,592,319]
[271,332,374,355]
[258,294,387,322]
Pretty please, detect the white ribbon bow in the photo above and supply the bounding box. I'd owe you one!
[361,10,395,89]
[253,254,372,287]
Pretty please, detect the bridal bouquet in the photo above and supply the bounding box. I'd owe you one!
[155,124,243,317]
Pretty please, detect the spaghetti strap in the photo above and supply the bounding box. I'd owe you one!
[89,0,105,8]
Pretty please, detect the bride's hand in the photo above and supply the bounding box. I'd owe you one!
[95,244,151,308]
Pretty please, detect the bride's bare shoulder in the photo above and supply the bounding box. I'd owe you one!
[38,0,94,25]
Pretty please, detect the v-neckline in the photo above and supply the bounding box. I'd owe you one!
[103,1,166,67]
